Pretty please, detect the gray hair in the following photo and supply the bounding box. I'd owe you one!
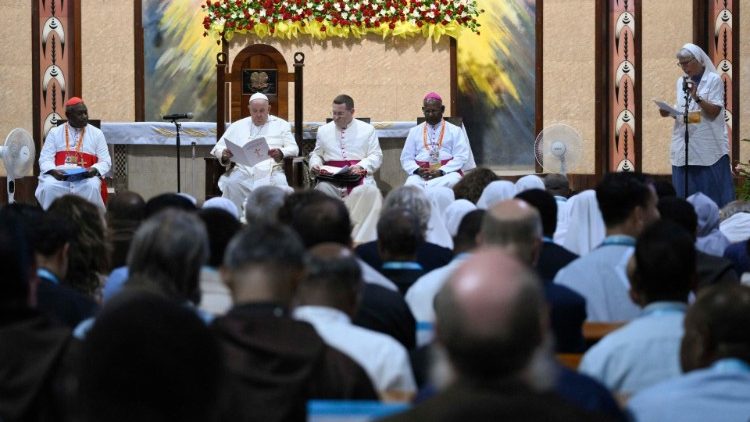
[382,186,431,235]
[676,48,696,61]
[244,185,290,225]
[127,209,209,304]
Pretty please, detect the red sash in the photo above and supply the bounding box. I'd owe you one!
[415,159,463,176]
[53,151,108,203]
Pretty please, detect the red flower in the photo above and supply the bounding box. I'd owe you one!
[320,25,326,31]
[388,22,395,29]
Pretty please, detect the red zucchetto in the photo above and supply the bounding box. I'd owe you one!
[65,97,84,107]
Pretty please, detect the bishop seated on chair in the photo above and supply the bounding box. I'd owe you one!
[35,97,111,210]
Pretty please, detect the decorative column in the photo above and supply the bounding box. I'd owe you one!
[706,0,739,163]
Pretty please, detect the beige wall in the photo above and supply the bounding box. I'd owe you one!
[542,0,596,174]
[0,2,33,177]
[227,36,451,123]
[640,0,692,174]
[81,0,135,121]
[741,4,750,168]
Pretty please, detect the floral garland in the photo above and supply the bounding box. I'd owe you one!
[201,0,482,42]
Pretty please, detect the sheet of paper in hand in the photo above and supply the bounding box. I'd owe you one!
[653,100,684,118]
[225,136,270,167]
[318,165,351,175]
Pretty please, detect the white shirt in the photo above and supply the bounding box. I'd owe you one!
[293,306,416,399]
[670,71,728,166]
[400,120,470,175]
[406,254,470,326]
[211,115,298,180]
[39,123,111,175]
[309,119,383,184]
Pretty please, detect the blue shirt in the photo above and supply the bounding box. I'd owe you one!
[627,358,750,422]
[579,301,687,394]
[554,236,641,322]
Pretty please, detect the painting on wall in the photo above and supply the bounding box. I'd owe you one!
[457,0,536,171]
[143,0,219,122]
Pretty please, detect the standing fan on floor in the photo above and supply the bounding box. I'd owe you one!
[1,129,36,203]
[534,124,583,175]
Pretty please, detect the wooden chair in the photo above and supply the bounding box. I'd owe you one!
[557,353,583,370]
[583,321,626,348]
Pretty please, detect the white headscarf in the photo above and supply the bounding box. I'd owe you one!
[345,184,383,245]
[444,199,477,237]
[425,187,454,250]
[477,180,516,210]
[681,43,718,75]
[515,175,546,194]
[688,192,730,256]
[720,212,750,244]
[202,197,240,220]
[561,190,606,256]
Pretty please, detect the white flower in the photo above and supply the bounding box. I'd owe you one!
[344,4,350,11]
[389,6,396,13]
[316,4,324,11]
[307,2,313,8]
[426,11,434,18]
[412,10,419,17]
[419,5,426,11]
[342,12,349,19]
[334,3,341,10]
[372,3,379,10]
[260,9,266,17]
[248,8,255,15]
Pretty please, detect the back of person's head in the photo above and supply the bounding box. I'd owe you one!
[106,191,146,224]
[515,188,558,237]
[377,208,423,260]
[479,200,542,265]
[79,291,223,422]
[653,180,677,199]
[280,190,352,248]
[127,210,209,304]
[382,186,431,236]
[434,248,544,381]
[453,167,499,204]
[198,208,242,268]
[680,284,750,372]
[244,185,289,224]
[0,210,34,308]
[297,243,362,313]
[543,173,570,198]
[687,192,721,235]
[34,211,75,257]
[453,209,485,254]
[144,192,197,218]
[202,197,239,221]
[595,172,655,228]
[223,222,307,303]
[631,220,695,304]
[48,194,109,296]
[718,200,750,221]
[657,197,698,239]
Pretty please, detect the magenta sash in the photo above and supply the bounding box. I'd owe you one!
[321,160,364,194]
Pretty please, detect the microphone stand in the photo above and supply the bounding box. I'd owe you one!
[682,81,691,198]
[170,118,182,193]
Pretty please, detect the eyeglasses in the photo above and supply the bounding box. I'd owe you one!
[677,58,695,67]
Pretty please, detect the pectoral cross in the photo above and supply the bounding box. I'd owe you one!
[78,155,86,167]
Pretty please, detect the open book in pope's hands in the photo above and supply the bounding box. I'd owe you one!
[225,136,270,167]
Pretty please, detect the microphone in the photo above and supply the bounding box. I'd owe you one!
[682,76,695,93]
[162,112,194,120]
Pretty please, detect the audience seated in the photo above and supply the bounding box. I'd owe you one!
[280,190,417,350]
[48,195,110,300]
[425,187,454,249]
[377,208,427,295]
[515,174,545,194]
[211,223,377,421]
[688,192,731,256]
[105,191,146,269]
[405,209,485,332]
[515,188,579,281]
[476,180,515,209]
[719,201,750,243]
[202,196,240,220]
[544,173,571,244]
[197,207,241,316]
[382,249,601,422]
[0,210,71,421]
[294,243,417,401]
[627,284,750,422]
[345,184,383,245]
[78,291,224,422]
[356,186,453,273]
[579,220,694,397]
[480,200,586,353]
[555,173,659,322]
[558,189,606,255]
[243,184,289,225]
[658,197,738,290]
[452,166,499,204]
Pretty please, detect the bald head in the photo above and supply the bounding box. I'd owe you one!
[479,199,542,265]
[435,248,544,380]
